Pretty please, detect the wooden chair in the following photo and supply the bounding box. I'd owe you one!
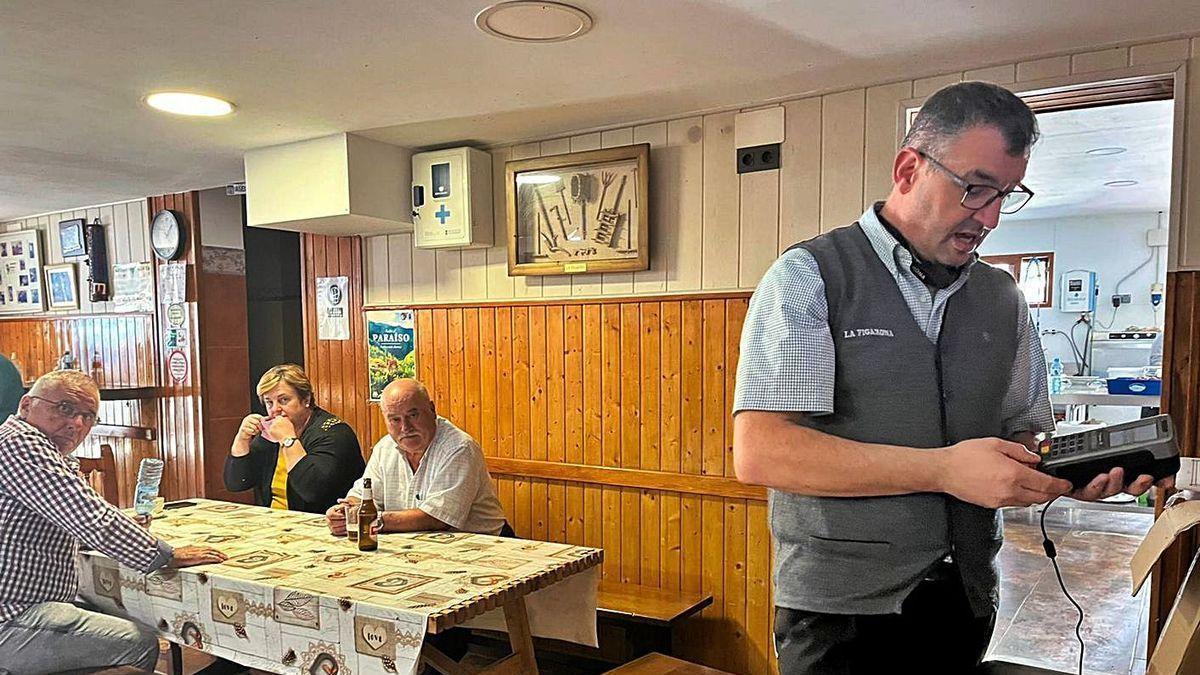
[77,443,119,505]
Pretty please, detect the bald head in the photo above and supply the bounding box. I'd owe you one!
[380,378,432,408]
[379,378,438,456]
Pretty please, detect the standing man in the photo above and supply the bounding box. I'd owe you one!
[0,370,226,673]
[732,81,1173,673]
[326,378,508,537]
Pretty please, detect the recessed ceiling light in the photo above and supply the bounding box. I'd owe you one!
[1104,179,1139,187]
[476,1,593,43]
[144,92,235,117]
[1085,146,1127,156]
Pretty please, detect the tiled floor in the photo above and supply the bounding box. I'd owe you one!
[986,502,1153,675]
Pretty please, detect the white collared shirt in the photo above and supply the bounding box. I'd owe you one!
[347,417,507,535]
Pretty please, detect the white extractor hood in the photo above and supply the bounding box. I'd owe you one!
[244,132,413,236]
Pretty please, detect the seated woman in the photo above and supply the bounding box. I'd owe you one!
[224,364,364,513]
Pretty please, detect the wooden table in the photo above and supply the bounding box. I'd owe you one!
[77,499,602,675]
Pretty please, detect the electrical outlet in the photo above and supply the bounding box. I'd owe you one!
[1111,293,1132,307]
[736,143,781,174]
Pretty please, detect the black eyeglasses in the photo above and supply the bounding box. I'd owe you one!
[28,395,100,426]
[917,150,1034,215]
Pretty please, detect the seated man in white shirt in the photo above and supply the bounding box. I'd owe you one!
[325,378,509,536]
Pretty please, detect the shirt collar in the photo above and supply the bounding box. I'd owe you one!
[858,202,978,284]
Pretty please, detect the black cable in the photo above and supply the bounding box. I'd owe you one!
[1041,496,1085,675]
[1043,330,1084,370]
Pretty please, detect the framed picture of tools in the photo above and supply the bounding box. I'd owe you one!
[506,143,649,276]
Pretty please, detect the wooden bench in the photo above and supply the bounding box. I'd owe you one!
[606,652,733,674]
[468,581,712,667]
[595,581,712,662]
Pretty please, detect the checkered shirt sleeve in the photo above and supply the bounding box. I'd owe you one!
[0,418,171,622]
[1000,301,1056,437]
[733,248,835,415]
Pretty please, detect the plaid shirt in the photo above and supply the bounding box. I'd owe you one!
[0,416,172,623]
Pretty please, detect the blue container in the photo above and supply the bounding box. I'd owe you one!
[1106,377,1162,396]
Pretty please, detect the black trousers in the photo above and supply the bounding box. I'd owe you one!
[774,561,996,675]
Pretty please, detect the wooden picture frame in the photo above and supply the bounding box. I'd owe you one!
[58,218,87,258]
[506,144,649,276]
[45,263,79,310]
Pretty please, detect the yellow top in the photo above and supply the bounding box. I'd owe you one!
[269,449,289,509]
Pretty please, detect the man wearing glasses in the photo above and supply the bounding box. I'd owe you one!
[732,82,1172,672]
[0,370,226,672]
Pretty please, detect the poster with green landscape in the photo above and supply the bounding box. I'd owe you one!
[366,309,416,400]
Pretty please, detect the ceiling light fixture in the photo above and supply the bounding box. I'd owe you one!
[1104,179,1139,187]
[1085,147,1127,156]
[475,1,593,43]
[144,92,235,117]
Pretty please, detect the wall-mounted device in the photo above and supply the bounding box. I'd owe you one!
[1060,270,1097,313]
[411,147,493,250]
[1039,415,1179,490]
[85,219,110,302]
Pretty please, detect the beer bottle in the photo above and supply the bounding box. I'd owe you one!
[357,478,379,551]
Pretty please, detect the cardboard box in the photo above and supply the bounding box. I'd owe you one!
[1131,499,1200,674]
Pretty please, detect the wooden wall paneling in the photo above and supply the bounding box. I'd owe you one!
[495,307,516,524]
[1152,271,1200,650]
[600,303,622,578]
[478,306,498,454]
[569,134,605,297]
[746,497,772,674]
[539,137,574,298]
[435,250,462,302]
[487,148,516,300]
[447,308,466,427]
[546,305,566,542]
[779,98,822,253]
[620,302,641,583]
[564,305,585,545]
[529,305,549,541]
[1181,53,1200,267]
[665,117,705,292]
[698,300,727,651]
[411,234,437,303]
[724,497,749,675]
[819,89,867,232]
[660,301,683,591]
[582,303,603,549]
[387,234,414,305]
[511,306,532,535]
[679,299,705,611]
[725,300,747,475]
[633,122,669,294]
[640,302,662,587]
[737,167,780,288]
[510,142,544,299]
[598,128,636,296]
[864,81,914,206]
[364,236,389,305]
[462,308,482,442]
[701,112,740,290]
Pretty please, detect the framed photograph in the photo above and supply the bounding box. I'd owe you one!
[506,143,649,276]
[0,229,45,314]
[58,218,87,258]
[45,263,78,310]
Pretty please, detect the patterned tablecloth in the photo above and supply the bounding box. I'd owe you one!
[76,499,603,675]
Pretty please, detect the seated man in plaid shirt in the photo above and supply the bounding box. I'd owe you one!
[0,370,227,673]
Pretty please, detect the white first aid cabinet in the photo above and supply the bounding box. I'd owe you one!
[411,147,493,249]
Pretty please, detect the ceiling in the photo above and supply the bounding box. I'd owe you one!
[1008,99,1175,221]
[2,1,1199,221]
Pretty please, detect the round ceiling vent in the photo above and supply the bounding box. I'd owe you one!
[475,1,593,43]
